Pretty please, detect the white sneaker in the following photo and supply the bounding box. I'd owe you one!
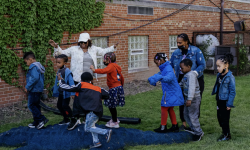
[77,119,81,124]
[106,121,119,128]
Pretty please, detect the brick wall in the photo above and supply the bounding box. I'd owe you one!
[1,0,250,107]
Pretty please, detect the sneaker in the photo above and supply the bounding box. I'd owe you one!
[37,118,49,129]
[28,122,37,128]
[106,119,120,126]
[106,121,119,128]
[217,134,231,142]
[58,119,70,125]
[166,124,179,132]
[67,118,79,130]
[77,118,81,125]
[89,142,102,149]
[184,127,195,134]
[106,129,112,143]
[179,125,186,131]
[154,125,168,133]
[193,132,204,141]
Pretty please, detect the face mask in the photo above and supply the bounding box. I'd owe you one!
[178,45,185,50]
[103,62,109,66]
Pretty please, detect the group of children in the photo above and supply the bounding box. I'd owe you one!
[23,50,236,148]
[148,52,236,142]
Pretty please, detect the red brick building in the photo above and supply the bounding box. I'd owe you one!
[1,0,250,107]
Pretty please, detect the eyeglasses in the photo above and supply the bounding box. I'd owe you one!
[79,42,87,44]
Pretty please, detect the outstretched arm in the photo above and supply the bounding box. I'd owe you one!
[49,39,73,57]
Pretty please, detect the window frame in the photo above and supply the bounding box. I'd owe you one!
[169,35,178,58]
[127,6,154,16]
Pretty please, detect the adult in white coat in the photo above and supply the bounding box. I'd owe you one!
[49,33,118,83]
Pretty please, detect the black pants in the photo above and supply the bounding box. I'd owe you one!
[109,108,117,122]
[179,75,204,122]
[217,100,231,135]
[57,94,72,120]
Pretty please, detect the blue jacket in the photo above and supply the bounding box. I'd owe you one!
[212,71,236,107]
[148,61,184,107]
[52,68,75,99]
[170,45,206,79]
[25,62,45,92]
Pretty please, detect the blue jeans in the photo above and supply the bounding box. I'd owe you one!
[28,92,45,123]
[85,112,108,144]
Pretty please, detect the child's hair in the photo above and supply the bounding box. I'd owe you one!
[154,53,168,61]
[104,52,116,63]
[23,52,35,60]
[81,72,93,82]
[56,54,68,63]
[218,53,234,65]
[180,59,193,67]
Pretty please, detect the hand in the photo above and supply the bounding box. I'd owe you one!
[186,100,192,107]
[49,39,58,48]
[114,42,119,48]
[71,96,75,99]
[90,65,95,72]
[227,107,231,110]
[24,88,28,93]
[57,73,62,80]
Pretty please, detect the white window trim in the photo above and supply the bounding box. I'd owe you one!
[128,67,149,74]
[169,35,178,58]
[127,6,154,16]
[227,0,250,3]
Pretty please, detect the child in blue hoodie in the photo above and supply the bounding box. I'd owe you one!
[23,52,48,129]
[212,53,236,141]
[148,53,184,133]
[52,54,75,125]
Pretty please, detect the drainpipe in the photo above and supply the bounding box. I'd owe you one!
[220,0,224,45]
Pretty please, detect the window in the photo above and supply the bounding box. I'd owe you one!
[91,37,108,69]
[227,0,250,3]
[235,34,243,44]
[128,6,153,15]
[169,35,178,58]
[128,36,148,70]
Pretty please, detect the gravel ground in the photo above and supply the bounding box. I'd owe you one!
[0,80,161,125]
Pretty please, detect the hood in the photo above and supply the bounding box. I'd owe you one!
[78,33,90,42]
[32,62,45,74]
[110,63,122,74]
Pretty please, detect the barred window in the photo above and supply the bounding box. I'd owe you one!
[128,36,148,70]
[169,35,178,58]
[91,37,108,69]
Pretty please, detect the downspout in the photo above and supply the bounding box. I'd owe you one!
[220,0,224,45]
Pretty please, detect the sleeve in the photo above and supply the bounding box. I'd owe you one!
[187,72,197,101]
[25,67,40,91]
[227,76,236,108]
[179,79,184,89]
[68,73,76,96]
[160,71,175,83]
[101,88,109,99]
[120,73,124,86]
[95,45,116,56]
[170,52,175,68]
[194,48,206,77]
[59,80,81,92]
[94,65,113,74]
[53,46,74,57]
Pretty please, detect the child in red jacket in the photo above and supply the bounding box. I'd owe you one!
[90,52,125,128]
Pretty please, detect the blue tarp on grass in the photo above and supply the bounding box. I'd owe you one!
[0,124,193,150]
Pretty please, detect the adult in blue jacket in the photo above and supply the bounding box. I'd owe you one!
[170,33,206,130]
[148,53,184,133]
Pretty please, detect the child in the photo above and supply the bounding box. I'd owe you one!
[148,53,184,133]
[212,53,236,141]
[58,72,112,148]
[90,52,125,128]
[23,52,48,129]
[52,54,75,125]
[179,59,204,141]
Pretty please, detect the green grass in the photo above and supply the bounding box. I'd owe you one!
[1,74,250,150]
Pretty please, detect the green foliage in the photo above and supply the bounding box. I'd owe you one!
[238,44,249,74]
[0,0,105,95]
[197,36,213,61]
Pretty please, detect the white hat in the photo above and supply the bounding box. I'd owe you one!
[78,33,90,42]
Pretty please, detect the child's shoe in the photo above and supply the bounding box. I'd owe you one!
[184,127,195,134]
[89,142,102,149]
[28,121,38,128]
[193,132,204,141]
[217,133,231,142]
[154,125,168,133]
[67,118,79,130]
[166,124,179,132]
[106,121,119,128]
[58,119,70,125]
[106,119,120,126]
[37,118,49,129]
[106,129,112,143]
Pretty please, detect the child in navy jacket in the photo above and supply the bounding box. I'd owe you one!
[148,53,184,133]
[212,53,236,141]
[52,54,75,125]
[23,52,48,129]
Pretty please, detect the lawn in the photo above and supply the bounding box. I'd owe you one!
[0,74,250,150]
